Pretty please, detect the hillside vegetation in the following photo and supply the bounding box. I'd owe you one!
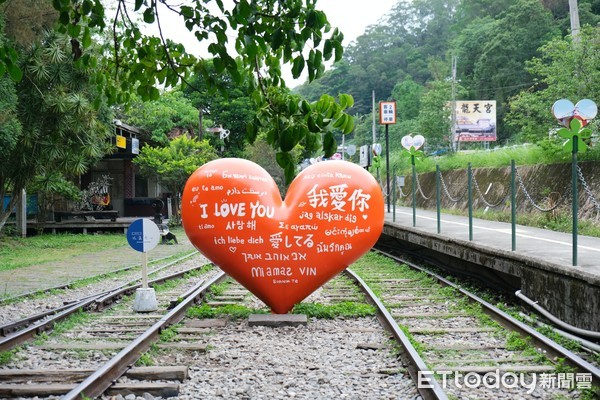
[295,0,600,161]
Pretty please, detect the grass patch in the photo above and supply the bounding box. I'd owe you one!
[135,353,154,367]
[391,142,600,176]
[292,301,376,319]
[0,348,19,366]
[187,304,267,320]
[0,232,127,273]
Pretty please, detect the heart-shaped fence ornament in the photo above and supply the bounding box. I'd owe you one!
[401,135,414,151]
[181,158,385,314]
[412,135,425,150]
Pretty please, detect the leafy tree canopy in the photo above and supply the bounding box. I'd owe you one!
[0,30,111,231]
[118,90,200,145]
[0,0,355,183]
[133,135,219,222]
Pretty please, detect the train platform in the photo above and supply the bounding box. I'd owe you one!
[0,231,196,300]
[382,206,600,331]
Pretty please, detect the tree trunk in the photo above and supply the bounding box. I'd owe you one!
[198,107,204,140]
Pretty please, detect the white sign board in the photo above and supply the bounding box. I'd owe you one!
[359,145,370,168]
[379,101,396,124]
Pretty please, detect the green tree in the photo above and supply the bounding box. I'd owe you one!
[183,63,255,158]
[391,78,425,122]
[0,30,110,232]
[506,26,600,143]
[133,135,218,224]
[0,0,353,181]
[452,0,558,142]
[119,90,199,145]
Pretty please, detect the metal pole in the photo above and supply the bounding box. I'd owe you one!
[392,168,397,222]
[436,165,441,234]
[511,160,516,251]
[468,163,473,241]
[142,251,148,288]
[412,155,416,227]
[372,91,376,144]
[572,138,578,266]
[385,124,391,213]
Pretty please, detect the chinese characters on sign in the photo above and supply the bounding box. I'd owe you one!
[181,158,385,314]
[379,101,396,124]
[454,100,497,142]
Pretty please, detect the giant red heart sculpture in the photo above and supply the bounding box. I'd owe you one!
[181,158,384,313]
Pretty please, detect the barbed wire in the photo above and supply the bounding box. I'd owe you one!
[577,165,600,211]
[472,174,509,208]
[439,170,468,203]
[515,167,569,212]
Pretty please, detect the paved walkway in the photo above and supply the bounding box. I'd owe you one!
[385,206,600,275]
[0,233,196,299]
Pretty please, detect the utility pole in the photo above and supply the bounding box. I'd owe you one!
[569,0,581,43]
[372,90,376,144]
[451,55,458,152]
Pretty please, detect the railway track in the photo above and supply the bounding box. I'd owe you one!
[0,251,201,338]
[1,250,598,399]
[348,250,600,399]
[0,253,222,398]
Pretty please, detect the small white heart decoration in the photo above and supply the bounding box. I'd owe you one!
[401,135,414,150]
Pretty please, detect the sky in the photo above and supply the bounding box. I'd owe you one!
[287,0,398,85]
[148,0,399,86]
[316,0,397,47]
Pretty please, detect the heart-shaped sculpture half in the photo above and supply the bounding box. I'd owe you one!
[181,158,384,314]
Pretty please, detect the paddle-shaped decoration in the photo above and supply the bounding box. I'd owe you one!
[181,159,385,314]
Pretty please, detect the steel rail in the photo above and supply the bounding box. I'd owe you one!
[94,263,210,309]
[373,248,600,383]
[62,270,227,399]
[344,268,449,400]
[0,262,211,351]
[0,251,198,304]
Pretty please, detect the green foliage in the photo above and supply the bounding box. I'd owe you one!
[392,79,424,122]
[292,301,375,319]
[507,26,600,144]
[135,353,154,367]
[183,61,256,158]
[0,30,111,233]
[249,89,354,184]
[133,135,218,222]
[120,91,200,145]
[187,303,267,320]
[391,144,582,176]
[0,348,18,365]
[0,0,356,185]
[0,232,126,273]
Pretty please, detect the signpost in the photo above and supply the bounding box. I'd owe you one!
[127,218,161,312]
[552,99,597,266]
[379,101,396,212]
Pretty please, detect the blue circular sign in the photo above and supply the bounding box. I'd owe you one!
[127,219,161,252]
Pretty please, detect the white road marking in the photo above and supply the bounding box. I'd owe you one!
[392,211,600,253]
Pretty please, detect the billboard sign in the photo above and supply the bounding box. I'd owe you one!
[454,101,497,142]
